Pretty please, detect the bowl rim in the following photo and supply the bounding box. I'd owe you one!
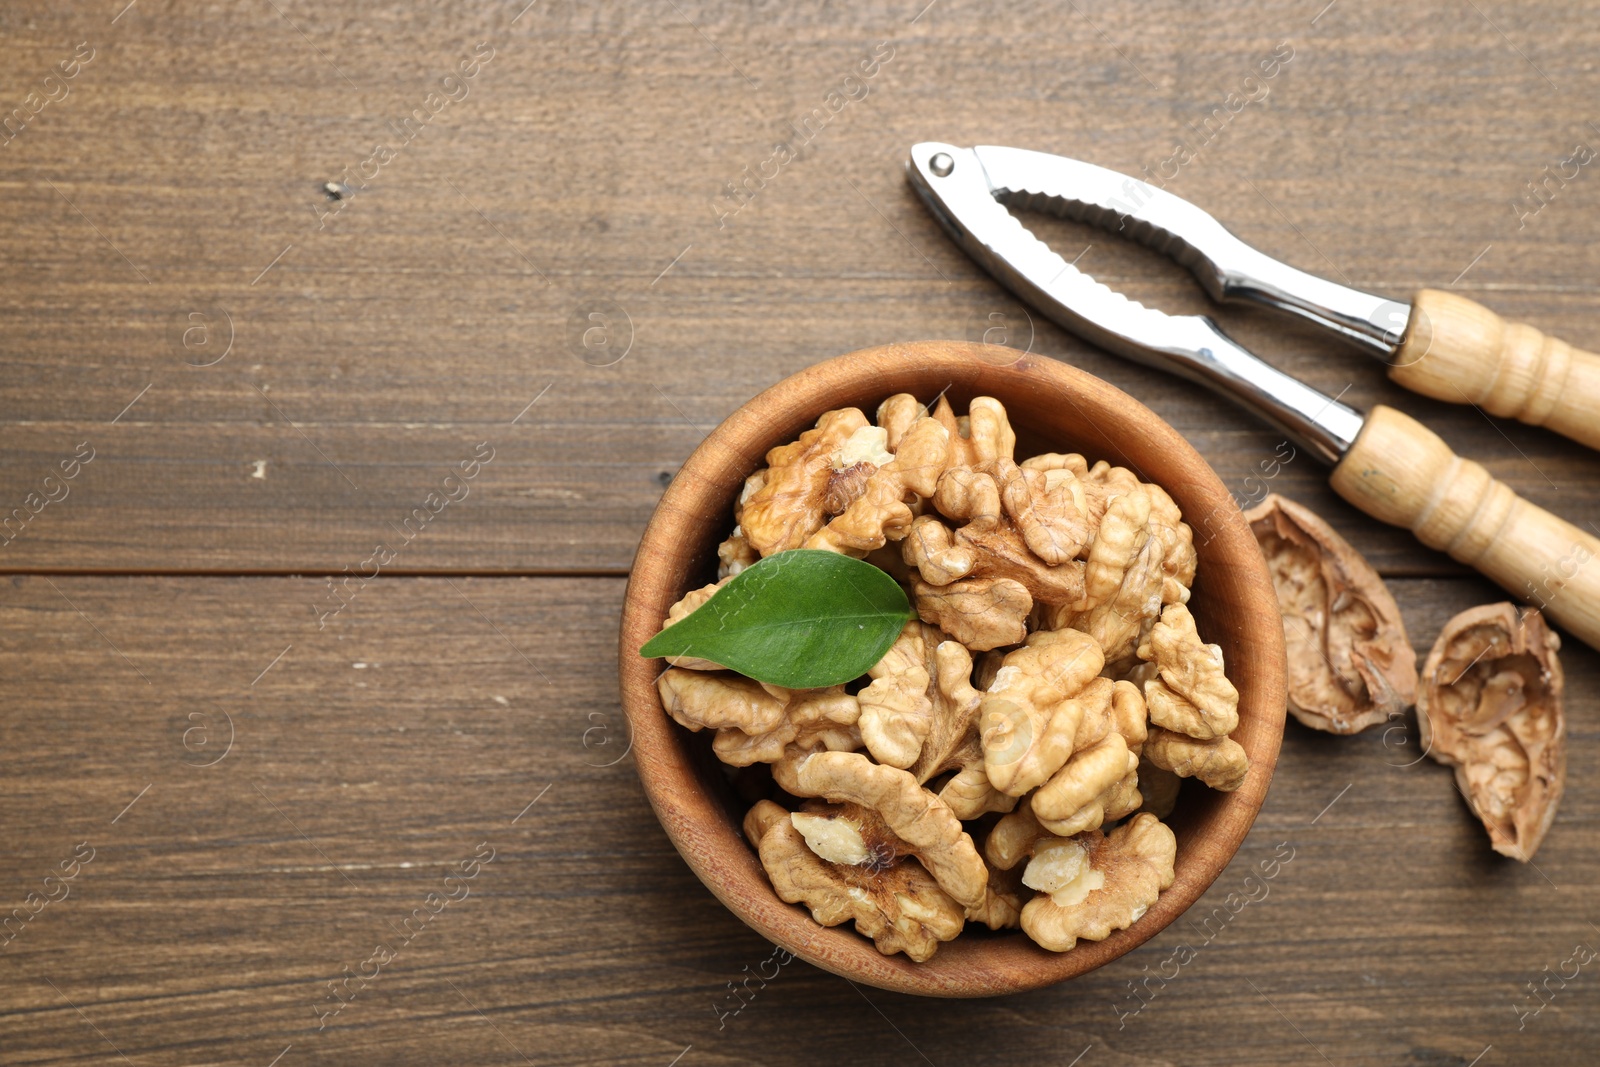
[618,340,1287,997]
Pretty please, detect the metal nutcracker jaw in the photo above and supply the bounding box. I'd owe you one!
[905,141,1367,465]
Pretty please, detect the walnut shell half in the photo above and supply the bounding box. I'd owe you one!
[1243,494,1417,735]
[1419,603,1565,862]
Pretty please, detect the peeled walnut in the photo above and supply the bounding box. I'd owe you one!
[1243,494,1416,735]
[995,457,1094,565]
[713,690,862,767]
[1077,481,1153,612]
[856,622,979,770]
[657,669,861,767]
[1032,727,1138,836]
[983,801,1049,872]
[746,800,965,961]
[853,622,1014,822]
[771,750,988,909]
[929,394,1015,473]
[1419,604,1565,862]
[901,469,1087,605]
[1143,727,1249,792]
[873,628,1018,820]
[1135,603,1240,741]
[902,642,987,787]
[978,628,1108,797]
[1041,467,1196,669]
[1138,478,1197,608]
[1042,483,1155,666]
[790,800,906,868]
[658,669,790,734]
[876,393,925,451]
[927,392,1104,591]
[805,416,951,556]
[965,832,1027,931]
[739,408,872,556]
[716,528,759,578]
[1031,679,1148,836]
[716,469,769,579]
[911,576,1031,652]
[979,637,1148,834]
[935,764,1018,821]
[1018,813,1177,953]
[889,630,1011,825]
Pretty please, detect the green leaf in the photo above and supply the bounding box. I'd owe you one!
[639,549,915,689]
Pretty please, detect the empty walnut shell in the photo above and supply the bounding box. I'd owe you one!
[1243,494,1416,735]
[1418,603,1565,862]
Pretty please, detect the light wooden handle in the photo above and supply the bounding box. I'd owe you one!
[1330,404,1600,652]
[1391,288,1600,450]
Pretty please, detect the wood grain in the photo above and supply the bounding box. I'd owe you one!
[0,576,1593,1066]
[1395,289,1600,451]
[2,0,1599,1061]
[1333,404,1600,652]
[0,0,1596,575]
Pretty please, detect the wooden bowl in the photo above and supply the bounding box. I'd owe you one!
[618,341,1287,997]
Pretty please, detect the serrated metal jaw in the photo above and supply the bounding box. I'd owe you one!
[905,141,1367,464]
[962,144,1408,357]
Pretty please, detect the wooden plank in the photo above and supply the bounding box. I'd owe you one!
[2,0,1598,1064]
[0,1,1597,573]
[0,574,1593,1064]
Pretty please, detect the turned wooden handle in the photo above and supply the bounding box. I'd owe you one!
[1330,404,1600,652]
[1391,289,1600,450]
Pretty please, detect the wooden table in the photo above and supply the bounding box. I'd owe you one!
[2,1,1596,1062]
